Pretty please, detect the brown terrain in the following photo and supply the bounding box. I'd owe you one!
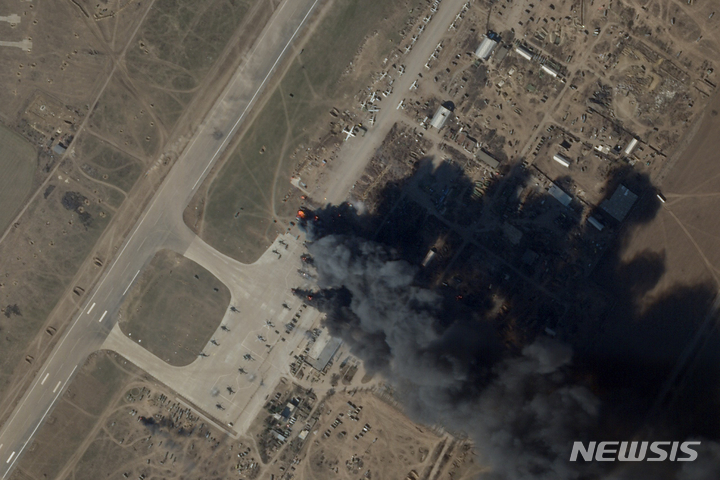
[3,0,720,478]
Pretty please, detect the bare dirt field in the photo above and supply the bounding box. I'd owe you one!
[72,133,143,199]
[605,92,720,299]
[247,386,484,480]
[87,0,266,160]
[583,92,720,423]
[0,126,36,233]
[0,164,112,396]
[186,0,425,263]
[118,249,230,366]
[12,350,259,480]
[124,0,260,129]
[0,0,273,416]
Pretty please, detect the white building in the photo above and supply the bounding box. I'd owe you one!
[474,36,498,60]
[421,249,437,267]
[588,216,604,231]
[430,105,451,129]
[541,64,559,78]
[594,144,610,155]
[553,153,571,168]
[623,137,639,156]
[515,45,533,61]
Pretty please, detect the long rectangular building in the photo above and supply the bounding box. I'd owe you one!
[553,153,571,168]
[541,65,559,77]
[587,216,604,231]
[623,138,639,156]
[477,149,500,169]
[548,184,572,207]
[515,45,533,61]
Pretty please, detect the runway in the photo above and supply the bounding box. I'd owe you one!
[0,0,476,474]
[0,0,321,475]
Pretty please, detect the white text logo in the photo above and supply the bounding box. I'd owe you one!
[569,441,700,462]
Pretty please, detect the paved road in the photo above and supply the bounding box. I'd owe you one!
[317,0,473,204]
[0,0,321,475]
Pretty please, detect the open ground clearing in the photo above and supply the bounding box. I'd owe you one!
[13,351,481,480]
[124,0,259,129]
[0,170,112,398]
[118,249,230,367]
[0,0,273,418]
[0,126,36,233]
[12,350,254,480]
[87,76,163,161]
[0,1,110,122]
[88,0,265,159]
[598,92,720,300]
[188,0,424,263]
[73,133,143,196]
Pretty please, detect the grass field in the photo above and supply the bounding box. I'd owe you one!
[194,0,419,263]
[87,76,163,161]
[0,126,36,234]
[118,249,230,366]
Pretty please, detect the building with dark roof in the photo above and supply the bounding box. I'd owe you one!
[600,185,638,221]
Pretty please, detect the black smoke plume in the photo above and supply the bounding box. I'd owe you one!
[301,233,601,479]
[296,159,720,478]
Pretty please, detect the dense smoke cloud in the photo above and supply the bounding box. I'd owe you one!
[304,234,604,478]
[296,156,720,477]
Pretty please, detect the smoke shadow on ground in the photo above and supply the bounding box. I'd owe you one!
[295,155,720,478]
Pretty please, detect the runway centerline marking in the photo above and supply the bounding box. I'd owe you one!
[52,381,61,393]
[40,373,49,385]
[5,452,14,464]
[123,270,140,296]
[98,311,107,323]
[86,303,96,314]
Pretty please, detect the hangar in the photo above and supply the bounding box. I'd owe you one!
[430,105,452,129]
[548,183,572,207]
[600,185,638,221]
[515,45,534,61]
[477,149,500,169]
[306,336,343,372]
[474,32,500,60]
[553,153,571,168]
